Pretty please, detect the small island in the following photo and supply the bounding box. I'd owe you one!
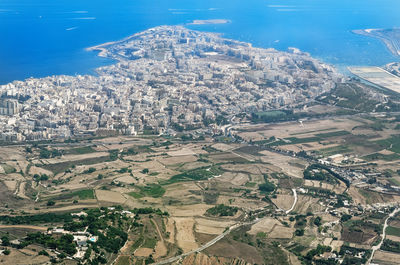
[188,19,230,25]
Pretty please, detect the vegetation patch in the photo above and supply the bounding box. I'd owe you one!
[315,130,350,138]
[48,189,95,201]
[41,155,111,175]
[128,184,165,198]
[363,152,400,161]
[374,135,400,154]
[339,245,371,265]
[268,136,321,146]
[1,164,16,174]
[317,145,352,156]
[64,146,96,155]
[382,239,400,253]
[303,164,339,184]
[317,82,381,112]
[0,213,73,225]
[206,204,238,217]
[164,166,223,184]
[386,226,400,237]
[258,174,276,193]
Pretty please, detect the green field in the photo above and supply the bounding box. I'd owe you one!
[163,166,224,184]
[317,145,352,156]
[41,155,111,174]
[1,164,16,174]
[268,131,351,147]
[115,256,130,265]
[268,137,320,146]
[290,128,336,136]
[73,189,95,200]
[254,110,287,118]
[128,184,165,198]
[142,237,157,248]
[374,135,400,154]
[315,130,350,138]
[245,182,257,187]
[65,146,96,155]
[388,178,400,186]
[48,189,95,201]
[387,226,400,237]
[362,153,400,162]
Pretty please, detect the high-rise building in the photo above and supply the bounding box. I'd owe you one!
[0,99,20,116]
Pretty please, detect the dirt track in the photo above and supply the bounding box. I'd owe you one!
[0,225,48,231]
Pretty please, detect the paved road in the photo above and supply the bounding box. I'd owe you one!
[367,207,400,265]
[151,222,243,265]
[286,189,298,214]
[152,189,299,265]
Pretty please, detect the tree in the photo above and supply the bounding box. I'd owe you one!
[47,200,56,206]
[141,168,149,174]
[258,181,275,193]
[1,235,10,246]
[313,216,322,226]
[38,250,49,256]
[295,229,304,236]
[340,214,352,222]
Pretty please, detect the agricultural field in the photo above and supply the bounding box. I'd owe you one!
[0,113,399,264]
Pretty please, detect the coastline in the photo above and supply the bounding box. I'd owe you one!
[86,25,183,58]
[186,19,231,25]
[352,28,400,57]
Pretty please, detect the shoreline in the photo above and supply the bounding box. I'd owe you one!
[352,28,400,57]
[186,19,231,25]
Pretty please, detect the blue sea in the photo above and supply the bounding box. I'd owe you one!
[0,0,399,84]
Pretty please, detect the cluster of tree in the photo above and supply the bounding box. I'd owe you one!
[201,113,229,127]
[23,232,76,255]
[340,214,352,222]
[83,167,96,174]
[381,239,400,253]
[33,174,49,182]
[132,207,169,216]
[168,166,223,183]
[258,174,276,193]
[122,147,138,155]
[251,110,307,123]
[347,220,382,234]
[305,187,336,198]
[304,166,332,182]
[108,150,119,161]
[339,246,371,264]
[313,216,322,226]
[294,214,308,228]
[118,167,129,173]
[96,226,127,253]
[303,164,348,186]
[0,213,73,225]
[206,204,239,217]
[303,244,332,264]
[39,147,63,159]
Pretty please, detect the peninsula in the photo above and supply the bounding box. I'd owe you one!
[0,25,341,141]
[353,28,400,57]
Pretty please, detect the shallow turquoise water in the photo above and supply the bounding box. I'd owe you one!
[0,0,399,84]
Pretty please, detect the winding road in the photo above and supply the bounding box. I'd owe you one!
[367,207,400,265]
[286,189,298,214]
[151,188,298,265]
